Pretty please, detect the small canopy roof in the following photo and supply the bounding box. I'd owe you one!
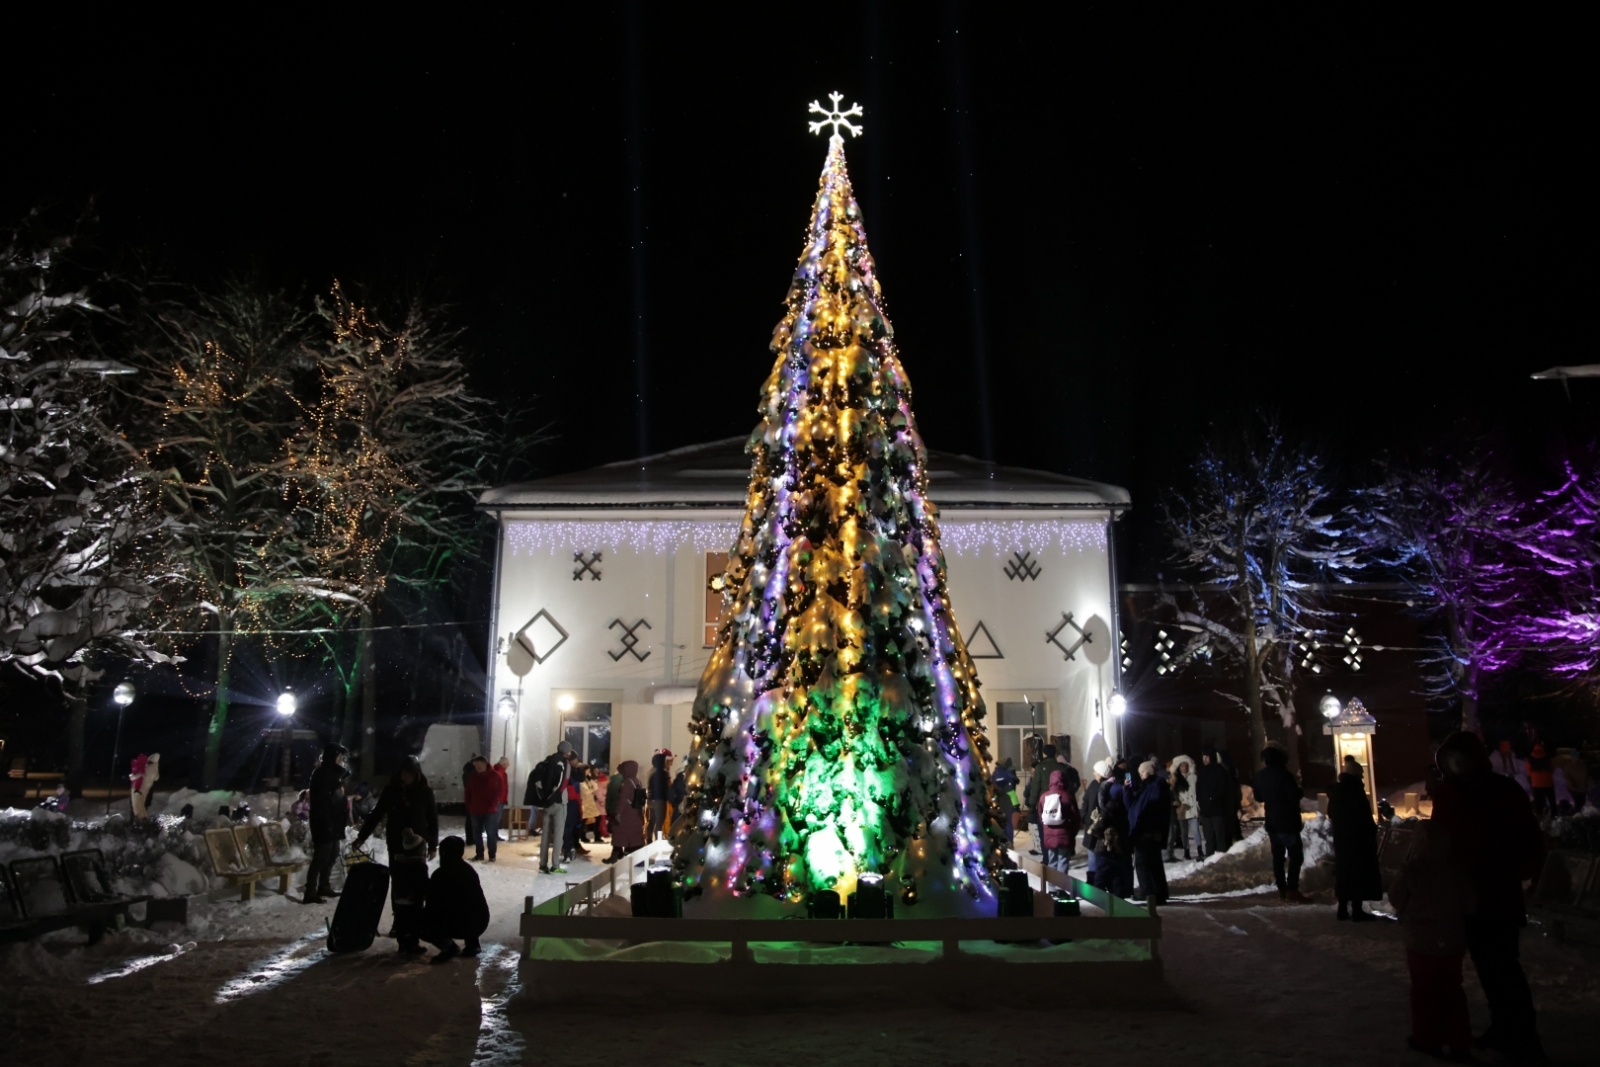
[480,437,1129,511]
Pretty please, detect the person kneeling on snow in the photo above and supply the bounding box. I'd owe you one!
[421,835,489,963]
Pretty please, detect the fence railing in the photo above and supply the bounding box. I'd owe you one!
[518,843,1161,966]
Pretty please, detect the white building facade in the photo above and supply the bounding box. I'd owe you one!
[479,438,1130,793]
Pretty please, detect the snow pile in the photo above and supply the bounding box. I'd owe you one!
[1166,815,1336,897]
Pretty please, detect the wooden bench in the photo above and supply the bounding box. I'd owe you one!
[204,825,307,901]
[0,850,148,944]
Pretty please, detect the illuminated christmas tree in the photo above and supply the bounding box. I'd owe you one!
[672,96,1004,911]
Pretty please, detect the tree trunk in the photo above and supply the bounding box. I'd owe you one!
[203,622,233,790]
[65,688,88,797]
[1243,626,1266,771]
[1461,666,1481,737]
[360,606,376,776]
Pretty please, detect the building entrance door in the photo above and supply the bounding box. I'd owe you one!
[562,702,612,768]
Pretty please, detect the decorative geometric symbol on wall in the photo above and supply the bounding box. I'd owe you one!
[966,621,1004,659]
[608,618,652,662]
[1046,612,1092,661]
[514,608,570,664]
[1121,631,1133,670]
[1003,550,1042,582]
[572,550,603,581]
[1342,627,1363,671]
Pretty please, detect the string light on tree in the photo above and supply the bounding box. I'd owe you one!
[672,96,1003,910]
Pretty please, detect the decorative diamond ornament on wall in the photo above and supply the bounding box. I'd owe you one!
[572,551,603,581]
[608,618,652,662]
[515,608,570,664]
[1046,612,1092,661]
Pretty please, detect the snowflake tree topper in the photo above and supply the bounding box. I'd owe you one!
[808,92,864,142]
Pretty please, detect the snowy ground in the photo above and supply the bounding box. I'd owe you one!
[3,814,1596,1066]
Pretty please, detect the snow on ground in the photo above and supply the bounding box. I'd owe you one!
[4,813,1598,1066]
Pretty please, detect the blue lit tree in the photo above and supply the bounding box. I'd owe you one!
[1161,418,1362,767]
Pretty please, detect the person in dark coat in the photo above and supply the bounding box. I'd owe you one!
[1253,745,1310,903]
[1329,755,1382,921]
[1090,775,1134,898]
[1431,731,1546,1061]
[1126,760,1171,904]
[1081,760,1109,887]
[420,836,490,963]
[353,755,439,954]
[1195,749,1232,857]
[646,751,672,842]
[608,760,646,861]
[992,758,1020,847]
[303,742,350,903]
[1217,748,1244,843]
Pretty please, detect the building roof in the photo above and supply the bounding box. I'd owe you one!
[480,436,1130,511]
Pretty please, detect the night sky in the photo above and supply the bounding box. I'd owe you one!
[5,5,1589,580]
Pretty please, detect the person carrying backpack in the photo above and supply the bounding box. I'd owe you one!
[1037,769,1082,873]
[524,741,573,874]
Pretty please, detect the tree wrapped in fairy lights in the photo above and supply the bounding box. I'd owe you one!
[671,97,1004,910]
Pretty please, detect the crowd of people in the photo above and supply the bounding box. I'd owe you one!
[145,727,1558,1056]
[517,743,686,873]
[996,742,1264,907]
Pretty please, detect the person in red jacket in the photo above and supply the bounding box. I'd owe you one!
[1037,769,1082,874]
[463,756,502,862]
[1430,731,1545,1062]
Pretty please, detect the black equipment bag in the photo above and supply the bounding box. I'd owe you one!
[327,855,390,953]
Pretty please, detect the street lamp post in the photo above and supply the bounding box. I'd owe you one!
[276,690,297,818]
[108,682,136,815]
[1321,694,1380,819]
[1108,691,1128,757]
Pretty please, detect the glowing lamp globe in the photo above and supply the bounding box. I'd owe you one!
[557,693,576,712]
[497,695,517,721]
[1319,693,1343,720]
[276,691,297,717]
[113,682,136,708]
[1108,693,1128,717]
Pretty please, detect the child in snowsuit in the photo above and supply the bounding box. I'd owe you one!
[421,836,490,963]
[1389,819,1475,1061]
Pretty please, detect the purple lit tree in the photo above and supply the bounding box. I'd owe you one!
[1497,458,1600,690]
[1353,456,1528,734]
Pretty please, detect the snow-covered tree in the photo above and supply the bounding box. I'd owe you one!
[1352,455,1528,734]
[1,220,169,791]
[287,283,497,773]
[1495,457,1600,696]
[1161,419,1361,768]
[132,283,319,789]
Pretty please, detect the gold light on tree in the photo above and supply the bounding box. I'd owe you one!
[671,96,1004,908]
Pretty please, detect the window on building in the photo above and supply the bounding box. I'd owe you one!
[561,702,611,769]
[994,701,1049,778]
[704,552,730,647]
